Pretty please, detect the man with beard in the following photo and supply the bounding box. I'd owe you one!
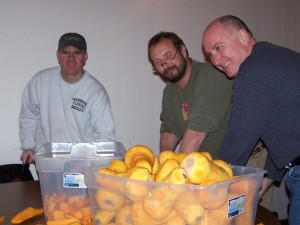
[147,32,232,158]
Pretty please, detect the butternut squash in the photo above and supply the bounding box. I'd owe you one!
[43,193,92,224]
[155,158,180,182]
[93,209,116,225]
[96,188,125,211]
[53,210,65,220]
[46,217,80,225]
[180,152,229,184]
[143,185,184,221]
[229,177,259,225]
[174,190,205,225]
[108,159,128,173]
[204,192,236,225]
[122,166,152,201]
[130,201,160,225]
[158,150,185,164]
[124,145,155,169]
[115,204,132,225]
[11,207,44,224]
[162,215,186,225]
[97,168,125,194]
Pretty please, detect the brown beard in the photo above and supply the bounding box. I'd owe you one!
[161,59,187,83]
[162,65,177,75]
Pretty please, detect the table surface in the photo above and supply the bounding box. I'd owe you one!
[0,181,44,225]
[0,181,280,225]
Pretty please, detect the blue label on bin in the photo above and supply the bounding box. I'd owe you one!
[63,173,87,188]
[228,194,245,219]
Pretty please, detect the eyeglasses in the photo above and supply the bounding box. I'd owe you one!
[152,49,178,71]
[60,50,85,58]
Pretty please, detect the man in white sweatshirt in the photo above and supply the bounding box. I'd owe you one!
[20,32,115,164]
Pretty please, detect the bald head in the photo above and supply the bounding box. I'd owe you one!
[209,15,253,35]
[202,15,256,78]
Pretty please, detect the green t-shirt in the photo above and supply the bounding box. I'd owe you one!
[160,60,233,158]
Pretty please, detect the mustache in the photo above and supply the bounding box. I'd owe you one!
[162,65,177,75]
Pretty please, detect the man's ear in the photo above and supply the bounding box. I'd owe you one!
[238,29,250,46]
[180,44,188,57]
[83,52,88,65]
[56,51,60,63]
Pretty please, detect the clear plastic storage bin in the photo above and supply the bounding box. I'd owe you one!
[35,142,125,224]
[84,165,266,225]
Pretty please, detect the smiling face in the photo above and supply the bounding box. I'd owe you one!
[57,46,88,83]
[202,22,251,78]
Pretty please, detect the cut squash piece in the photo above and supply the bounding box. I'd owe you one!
[155,158,180,182]
[124,145,155,169]
[11,207,43,224]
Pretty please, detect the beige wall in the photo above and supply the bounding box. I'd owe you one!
[0,1,299,208]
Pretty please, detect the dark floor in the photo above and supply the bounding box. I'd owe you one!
[280,219,289,225]
[272,211,289,225]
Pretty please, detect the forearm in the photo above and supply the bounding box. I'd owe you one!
[179,129,207,153]
[19,97,39,150]
[160,132,179,152]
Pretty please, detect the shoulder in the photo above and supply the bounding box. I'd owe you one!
[244,41,300,74]
[26,67,60,88]
[30,66,60,81]
[82,71,109,96]
[192,59,224,77]
[252,42,300,61]
[83,71,105,89]
[191,60,230,86]
[254,41,282,51]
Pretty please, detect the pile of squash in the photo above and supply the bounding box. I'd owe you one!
[42,193,93,225]
[92,145,260,225]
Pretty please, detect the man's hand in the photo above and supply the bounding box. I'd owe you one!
[20,149,35,164]
[179,129,207,153]
[259,177,273,199]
